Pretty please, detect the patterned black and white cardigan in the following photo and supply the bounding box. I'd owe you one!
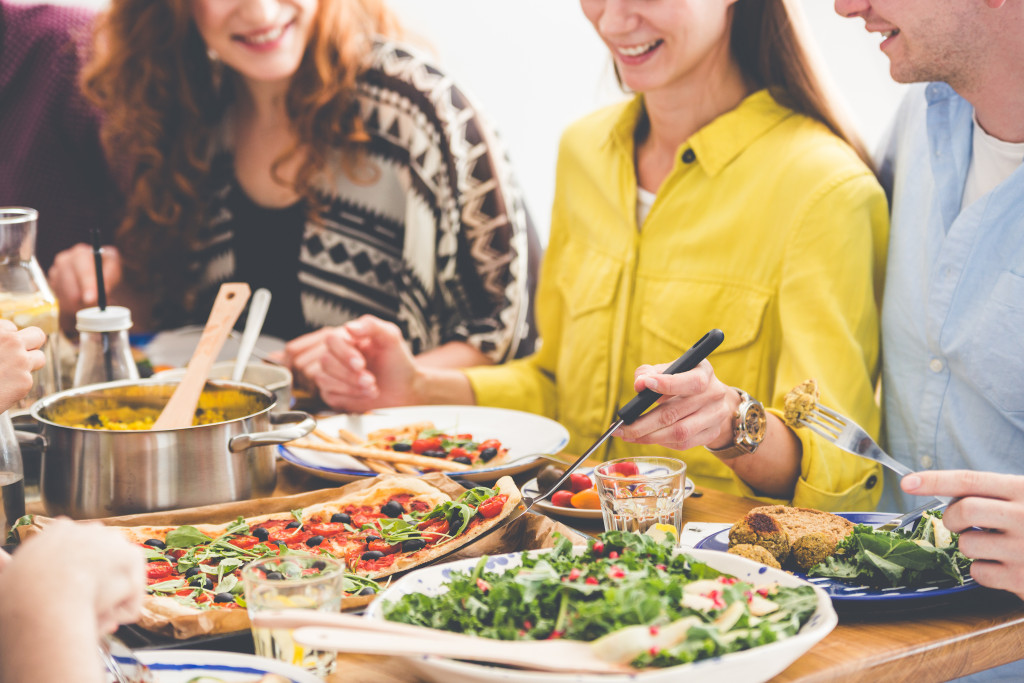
[186,39,539,361]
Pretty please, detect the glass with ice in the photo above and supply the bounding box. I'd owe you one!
[594,456,687,542]
[242,554,345,676]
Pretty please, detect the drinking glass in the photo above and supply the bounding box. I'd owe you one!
[593,456,687,541]
[242,554,345,676]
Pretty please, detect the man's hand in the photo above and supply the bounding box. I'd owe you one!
[903,470,1024,600]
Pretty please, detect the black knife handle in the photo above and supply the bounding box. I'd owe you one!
[616,328,725,424]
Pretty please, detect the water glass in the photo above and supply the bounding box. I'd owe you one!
[593,456,688,541]
[242,554,346,676]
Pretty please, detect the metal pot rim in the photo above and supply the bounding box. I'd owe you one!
[29,377,276,432]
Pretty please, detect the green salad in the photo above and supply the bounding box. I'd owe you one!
[383,531,819,669]
[809,511,973,588]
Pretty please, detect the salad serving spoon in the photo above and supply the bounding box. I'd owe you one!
[252,610,631,674]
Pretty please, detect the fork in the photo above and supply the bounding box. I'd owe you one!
[797,403,950,505]
[876,499,947,532]
[98,634,155,683]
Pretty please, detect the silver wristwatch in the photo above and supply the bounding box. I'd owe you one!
[707,388,767,460]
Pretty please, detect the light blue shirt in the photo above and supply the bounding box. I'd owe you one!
[877,82,1024,513]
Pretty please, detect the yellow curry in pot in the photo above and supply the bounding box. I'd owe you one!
[43,383,268,431]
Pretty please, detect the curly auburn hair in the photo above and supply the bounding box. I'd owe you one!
[81,0,402,299]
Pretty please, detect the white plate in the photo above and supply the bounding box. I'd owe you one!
[522,468,696,520]
[136,649,321,683]
[280,405,570,484]
[364,547,836,683]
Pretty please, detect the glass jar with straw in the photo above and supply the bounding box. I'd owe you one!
[71,227,138,387]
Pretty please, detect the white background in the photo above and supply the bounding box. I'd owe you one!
[30,0,906,242]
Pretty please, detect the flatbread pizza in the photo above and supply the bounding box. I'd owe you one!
[17,474,522,639]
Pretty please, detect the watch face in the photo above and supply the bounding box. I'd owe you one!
[738,402,767,445]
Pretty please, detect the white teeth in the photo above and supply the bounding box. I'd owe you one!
[619,40,659,57]
[883,29,900,39]
[244,24,287,45]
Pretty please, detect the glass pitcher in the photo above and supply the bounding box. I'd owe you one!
[0,208,61,411]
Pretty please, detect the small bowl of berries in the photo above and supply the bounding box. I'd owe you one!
[524,464,695,520]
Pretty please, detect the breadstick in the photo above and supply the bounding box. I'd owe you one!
[310,428,396,474]
[289,439,470,471]
[394,463,421,474]
[367,421,435,443]
[335,427,363,445]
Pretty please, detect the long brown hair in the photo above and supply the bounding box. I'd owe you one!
[81,0,402,297]
[731,0,872,168]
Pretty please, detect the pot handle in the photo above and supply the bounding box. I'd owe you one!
[10,412,47,450]
[229,411,316,452]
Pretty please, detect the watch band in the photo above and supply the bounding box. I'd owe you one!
[706,387,766,460]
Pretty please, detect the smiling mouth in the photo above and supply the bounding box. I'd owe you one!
[236,20,293,46]
[618,39,663,58]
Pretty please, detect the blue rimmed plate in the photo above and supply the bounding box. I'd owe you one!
[693,511,978,602]
[135,649,321,682]
[280,405,569,484]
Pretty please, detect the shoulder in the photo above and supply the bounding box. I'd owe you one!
[358,39,469,112]
[751,107,884,217]
[559,99,634,150]
[1,2,94,51]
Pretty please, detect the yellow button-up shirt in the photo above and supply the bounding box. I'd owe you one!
[466,91,889,511]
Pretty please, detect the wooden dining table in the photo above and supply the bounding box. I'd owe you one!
[25,458,1023,682]
[276,466,1024,683]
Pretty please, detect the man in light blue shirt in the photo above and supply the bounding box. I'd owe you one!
[835,0,1024,614]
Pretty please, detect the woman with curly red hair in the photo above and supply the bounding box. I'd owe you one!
[48,0,539,393]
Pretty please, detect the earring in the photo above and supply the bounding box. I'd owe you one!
[207,47,223,91]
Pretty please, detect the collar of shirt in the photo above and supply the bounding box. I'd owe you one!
[603,89,794,177]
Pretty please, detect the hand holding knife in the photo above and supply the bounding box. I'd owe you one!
[536,328,725,505]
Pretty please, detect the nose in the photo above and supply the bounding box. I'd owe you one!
[834,0,871,18]
[596,0,641,36]
[239,0,279,23]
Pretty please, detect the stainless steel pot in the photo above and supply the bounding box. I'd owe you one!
[22,378,315,519]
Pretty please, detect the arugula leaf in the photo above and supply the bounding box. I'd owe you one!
[5,514,32,544]
[165,525,213,548]
[373,518,422,545]
[148,578,186,594]
[810,518,971,587]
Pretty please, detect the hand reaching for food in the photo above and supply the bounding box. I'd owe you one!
[47,242,125,334]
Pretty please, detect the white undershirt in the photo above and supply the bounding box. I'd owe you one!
[636,187,656,228]
[961,114,1024,210]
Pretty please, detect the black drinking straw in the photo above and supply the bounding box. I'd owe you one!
[90,227,114,380]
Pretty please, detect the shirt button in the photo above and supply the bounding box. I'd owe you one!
[920,455,934,469]
[929,358,944,373]
[681,149,696,164]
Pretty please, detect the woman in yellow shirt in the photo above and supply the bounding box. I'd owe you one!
[307,0,888,511]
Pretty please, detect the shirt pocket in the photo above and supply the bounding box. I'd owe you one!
[553,243,623,434]
[641,279,771,387]
[972,271,1024,413]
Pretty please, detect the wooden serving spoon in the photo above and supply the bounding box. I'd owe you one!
[251,610,631,674]
[151,283,251,430]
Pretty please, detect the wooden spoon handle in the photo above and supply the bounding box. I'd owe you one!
[152,283,251,430]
